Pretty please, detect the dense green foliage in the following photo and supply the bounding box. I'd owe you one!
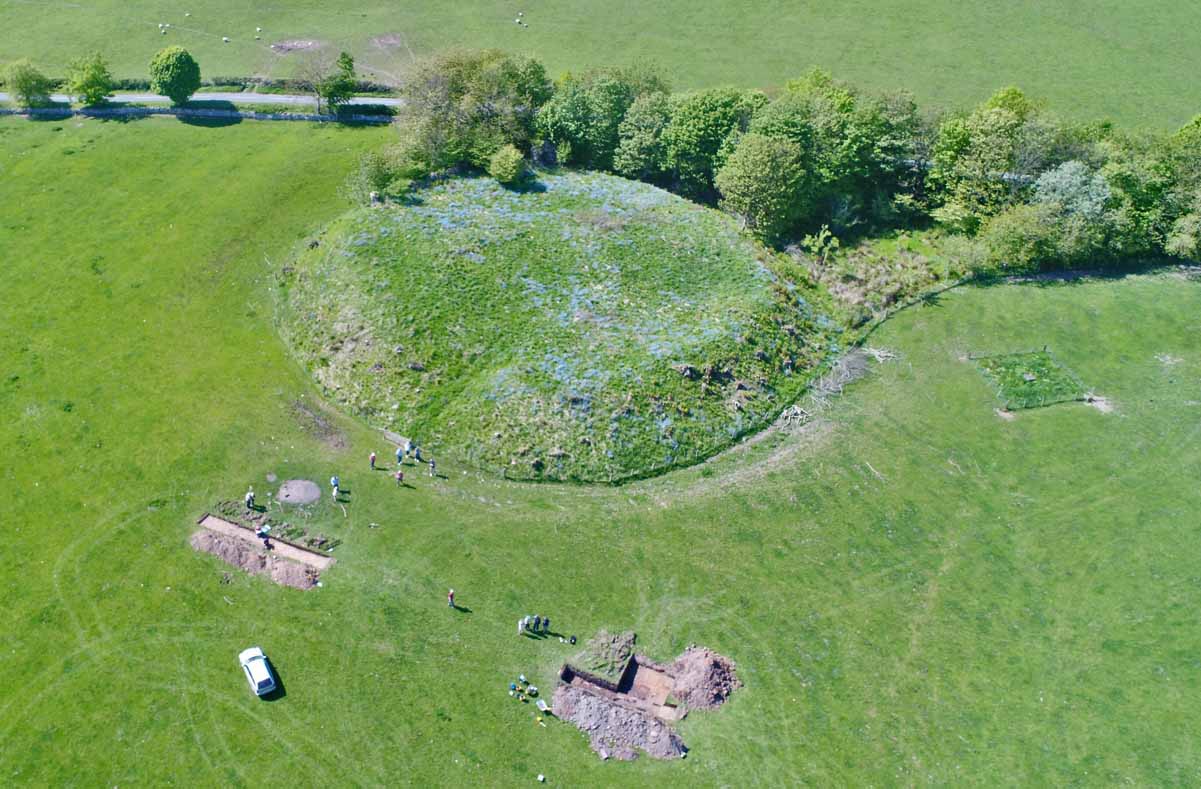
[65,52,114,106]
[148,46,200,105]
[312,51,357,113]
[5,118,1201,785]
[396,49,551,171]
[487,143,527,185]
[3,59,52,107]
[393,53,1199,272]
[535,65,667,171]
[281,171,835,481]
[714,133,809,241]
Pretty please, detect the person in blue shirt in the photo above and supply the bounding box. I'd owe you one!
[330,475,340,500]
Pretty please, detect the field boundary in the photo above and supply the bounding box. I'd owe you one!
[0,106,391,124]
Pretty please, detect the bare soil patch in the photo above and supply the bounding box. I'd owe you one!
[552,631,739,761]
[197,515,335,570]
[1086,394,1115,413]
[669,646,741,710]
[270,39,322,53]
[278,479,321,505]
[291,398,347,449]
[995,408,1016,421]
[190,529,320,590]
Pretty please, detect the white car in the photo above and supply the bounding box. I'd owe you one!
[238,647,277,696]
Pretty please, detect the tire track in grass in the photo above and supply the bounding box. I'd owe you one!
[205,694,354,786]
[175,655,222,782]
[49,504,138,647]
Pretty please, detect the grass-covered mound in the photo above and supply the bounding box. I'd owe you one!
[280,171,838,481]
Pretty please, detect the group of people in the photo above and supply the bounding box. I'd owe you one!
[518,614,551,636]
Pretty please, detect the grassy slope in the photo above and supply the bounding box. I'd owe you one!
[2,118,1201,785]
[2,0,1200,127]
[281,173,833,482]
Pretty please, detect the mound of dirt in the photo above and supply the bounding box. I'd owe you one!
[670,646,741,710]
[278,479,321,505]
[190,531,319,590]
[552,684,686,761]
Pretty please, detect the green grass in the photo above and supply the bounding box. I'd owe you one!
[975,350,1087,410]
[3,117,1201,785]
[3,1,1201,127]
[281,171,834,481]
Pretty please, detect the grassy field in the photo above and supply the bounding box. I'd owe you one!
[2,0,1200,127]
[2,116,1200,785]
[282,172,834,482]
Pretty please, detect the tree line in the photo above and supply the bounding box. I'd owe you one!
[2,47,363,114]
[361,49,1200,271]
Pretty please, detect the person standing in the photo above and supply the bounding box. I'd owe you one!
[395,468,404,487]
[543,616,551,634]
[396,444,404,466]
[448,589,455,608]
[330,474,340,500]
[244,487,255,510]
[428,458,436,478]
[369,451,377,470]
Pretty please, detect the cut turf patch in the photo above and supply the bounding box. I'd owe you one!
[973,350,1086,410]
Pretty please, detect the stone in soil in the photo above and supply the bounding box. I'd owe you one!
[551,684,686,761]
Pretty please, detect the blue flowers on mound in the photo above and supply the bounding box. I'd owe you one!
[293,170,835,480]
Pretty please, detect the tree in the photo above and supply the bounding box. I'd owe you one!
[397,49,552,171]
[149,46,200,105]
[4,59,52,108]
[66,52,113,107]
[1034,160,1110,221]
[614,92,673,181]
[978,202,1063,271]
[488,144,528,185]
[315,52,357,113]
[536,65,667,171]
[715,134,809,241]
[663,87,765,197]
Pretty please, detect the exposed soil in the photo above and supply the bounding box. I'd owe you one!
[270,39,322,53]
[552,684,686,761]
[553,637,739,761]
[669,647,741,710]
[278,479,321,505]
[1086,395,1115,413]
[190,530,319,590]
[996,408,1017,421]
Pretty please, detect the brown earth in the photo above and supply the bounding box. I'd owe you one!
[669,647,741,710]
[190,529,321,590]
[291,398,346,449]
[553,640,739,761]
[551,684,686,761]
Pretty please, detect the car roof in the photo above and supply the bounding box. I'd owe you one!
[239,646,265,662]
[246,658,272,684]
